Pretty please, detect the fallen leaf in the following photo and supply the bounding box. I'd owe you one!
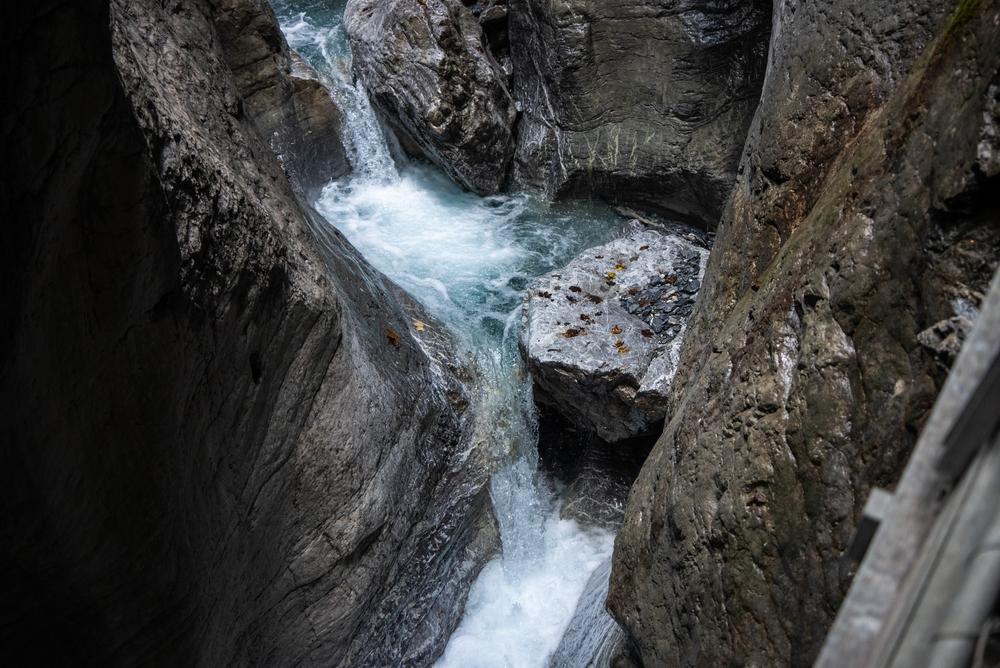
[611,325,622,335]
[666,274,678,285]
[586,294,604,304]
[580,314,593,323]
[566,295,578,303]
[630,255,639,261]
[627,287,640,295]
[538,291,552,299]
[615,263,625,271]
[641,329,654,338]
[569,285,582,292]
[639,245,649,251]
[412,320,426,332]
[614,340,630,355]
[563,328,585,338]
[387,328,400,347]
[605,271,617,280]
[595,255,605,259]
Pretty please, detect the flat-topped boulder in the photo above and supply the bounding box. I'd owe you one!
[519,222,709,442]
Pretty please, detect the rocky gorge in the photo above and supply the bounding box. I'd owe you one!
[2,0,999,667]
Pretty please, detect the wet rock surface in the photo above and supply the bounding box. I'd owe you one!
[520,222,709,442]
[345,0,516,193]
[1,0,495,665]
[609,2,1000,665]
[509,0,771,224]
[214,0,350,197]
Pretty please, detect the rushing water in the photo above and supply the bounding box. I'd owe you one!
[274,3,626,664]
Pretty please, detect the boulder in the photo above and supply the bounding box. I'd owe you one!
[344,0,516,193]
[609,1,1000,665]
[520,222,709,442]
[509,0,771,225]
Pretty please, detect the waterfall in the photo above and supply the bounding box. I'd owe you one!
[274,3,628,666]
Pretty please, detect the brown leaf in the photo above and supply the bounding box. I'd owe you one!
[586,294,604,304]
[611,325,622,335]
[569,285,582,292]
[639,245,649,251]
[627,287,640,295]
[641,329,654,338]
[630,255,639,262]
[563,328,585,338]
[412,320,426,332]
[580,314,592,323]
[537,291,552,299]
[614,339,630,355]
[666,274,678,285]
[387,328,400,347]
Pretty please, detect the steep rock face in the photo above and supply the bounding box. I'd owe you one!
[344,0,516,193]
[0,1,494,665]
[609,1,1000,666]
[520,223,708,442]
[509,0,771,225]
[214,0,350,197]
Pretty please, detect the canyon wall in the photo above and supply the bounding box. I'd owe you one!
[609,0,1000,665]
[344,0,517,194]
[0,1,494,665]
[509,0,771,225]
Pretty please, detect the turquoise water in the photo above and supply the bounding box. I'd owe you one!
[273,3,625,665]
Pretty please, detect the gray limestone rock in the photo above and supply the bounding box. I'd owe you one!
[520,222,709,442]
[345,0,517,194]
[509,0,771,225]
[0,0,495,665]
[609,2,1000,665]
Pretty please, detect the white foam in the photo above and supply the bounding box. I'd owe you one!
[436,511,615,668]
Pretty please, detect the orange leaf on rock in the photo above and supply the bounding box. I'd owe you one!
[387,328,401,347]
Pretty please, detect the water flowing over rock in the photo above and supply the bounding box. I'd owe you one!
[215,0,350,196]
[344,0,517,194]
[0,0,496,664]
[509,0,771,225]
[520,222,709,442]
[609,1,1000,665]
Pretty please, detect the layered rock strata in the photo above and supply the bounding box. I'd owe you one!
[344,0,517,193]
[509,0,771,224]
[609,1,1000,665]
[0,1,495,665]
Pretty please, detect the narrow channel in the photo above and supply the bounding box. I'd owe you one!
[273,3,629,665]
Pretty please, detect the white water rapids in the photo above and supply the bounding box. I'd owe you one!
[274,3,626,665]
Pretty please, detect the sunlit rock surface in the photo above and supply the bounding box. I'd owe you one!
[520,222,709,442]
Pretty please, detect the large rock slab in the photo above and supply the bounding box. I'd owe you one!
[0,0,495,665]
[520,222,709,442]
[345,0,516,193]
[509,0,771,225]
[609,1,1000,665]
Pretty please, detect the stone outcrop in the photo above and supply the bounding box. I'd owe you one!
[214,0,350,197]
[509,0,771,225]
[609,1,1000,665]
[0,0,494,665]
[520,223,708,442]
[344,0,517,194]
